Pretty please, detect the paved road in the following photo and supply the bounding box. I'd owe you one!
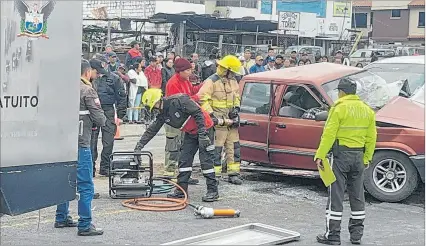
[1,125,424,245]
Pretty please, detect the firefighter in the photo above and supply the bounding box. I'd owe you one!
[134,89,219,202]
[54,60,105,236]
[314,78,377,245]
[197,55,243,185]
[89,56,127,177]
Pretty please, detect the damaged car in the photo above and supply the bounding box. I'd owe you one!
[239,63,424,202]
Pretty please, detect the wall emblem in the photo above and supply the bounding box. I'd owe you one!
[14,0,56,39]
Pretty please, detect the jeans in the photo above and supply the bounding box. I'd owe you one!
[56,147,94,230]
[127,93,142,122]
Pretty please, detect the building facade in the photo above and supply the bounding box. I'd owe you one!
[408,0,425,44]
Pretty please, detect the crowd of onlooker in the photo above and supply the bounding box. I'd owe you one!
[96,42,347,124]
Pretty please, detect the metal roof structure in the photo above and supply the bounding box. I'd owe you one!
[150,13,279,33]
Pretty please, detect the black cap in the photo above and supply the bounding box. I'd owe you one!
[92,53,108,63]
[89,58,108,75]
[276,54,284,59]
[149,56,157,62]
[337,78,357,94]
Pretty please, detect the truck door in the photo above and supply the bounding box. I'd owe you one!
[239,81,279,165]
[268,84,326,170]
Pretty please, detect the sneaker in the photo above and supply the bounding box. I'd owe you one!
[54,216,77,228]
[202,191,219,202]
[77,224,104,236]
[93,193,100,199]
[316,234,341,245]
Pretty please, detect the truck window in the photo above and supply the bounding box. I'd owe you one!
[240,82,275,115]
[278,85,323,120]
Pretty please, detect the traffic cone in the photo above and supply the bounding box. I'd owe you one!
[114,113,124,140]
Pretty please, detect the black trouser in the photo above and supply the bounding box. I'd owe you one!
[91,106,116,174]
[177,128,218,193]
[325,149,365,241]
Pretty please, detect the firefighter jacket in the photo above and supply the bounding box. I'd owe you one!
[197,74,240,122]
[136,94,214,147]
[79,78,106,148]
[165,73,203,100]
[314,95,377,164]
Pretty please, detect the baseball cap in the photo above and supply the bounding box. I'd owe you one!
[276,54,284,59]
[255,56,264,61]
[108,51,117,57]
[89,58,108,75]
[130,40,140,47]
[337,78,357,94]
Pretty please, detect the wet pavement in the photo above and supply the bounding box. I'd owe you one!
[1,125,424,245]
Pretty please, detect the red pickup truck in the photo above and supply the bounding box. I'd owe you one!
[238,62,424,203]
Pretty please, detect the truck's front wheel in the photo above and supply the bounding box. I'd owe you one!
[364,151,418,202]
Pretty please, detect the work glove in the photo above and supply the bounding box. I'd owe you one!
[134,142,144,163]
[228,107,240,119]
[198,134,214,152]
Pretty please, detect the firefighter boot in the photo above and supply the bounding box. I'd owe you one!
[167,182,188,199]
[228,175,243,185]
[316,234,341,245]
[202,173,219,202]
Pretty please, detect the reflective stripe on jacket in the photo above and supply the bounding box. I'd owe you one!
[197,74,240,120]
[314,95,377,164]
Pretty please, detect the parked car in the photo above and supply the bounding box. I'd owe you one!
[349,48,395,68]
[239,63,424,202]
[365,55,425,96]
[395,46,425,56]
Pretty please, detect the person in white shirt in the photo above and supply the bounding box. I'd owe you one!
[127,61,148,124]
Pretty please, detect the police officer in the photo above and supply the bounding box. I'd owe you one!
[134,89,219,202]
[314,78,377,245]
[89,56,127,176]
[54,60,105,236]
[197,55,243,185]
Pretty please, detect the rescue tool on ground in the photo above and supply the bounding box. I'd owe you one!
[114,151,241,219]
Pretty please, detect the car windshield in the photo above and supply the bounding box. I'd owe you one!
[365,63,425,94]
[411,85,425,105]
[322,70,401,110]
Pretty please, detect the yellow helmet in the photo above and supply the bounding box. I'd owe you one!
[217,55,242,75]
[141,88,162,111]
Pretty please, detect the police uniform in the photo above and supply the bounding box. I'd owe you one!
[198,64,243,185]
[89,58,127,176]
[314,79,377,245]
[134,92,219,202]
[54,69,105,236]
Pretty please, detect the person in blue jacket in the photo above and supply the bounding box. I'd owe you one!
[249,56,266,74]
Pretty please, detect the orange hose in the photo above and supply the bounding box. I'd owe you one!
[121,178,189,212]
[213,209,238,216]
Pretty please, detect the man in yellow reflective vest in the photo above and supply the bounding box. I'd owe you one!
[314,78,377,245]
[197,55,243,185]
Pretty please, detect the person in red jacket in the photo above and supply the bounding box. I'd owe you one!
[163,58,203,183]
[134,89,219,202]
[166,58,203,99]
[144,56,162,89]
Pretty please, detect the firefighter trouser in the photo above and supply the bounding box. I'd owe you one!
[91,106,116,174]
[214,126,241,176]
[325,149,365,241]
[164,125,184,174]
[177,128,218,193]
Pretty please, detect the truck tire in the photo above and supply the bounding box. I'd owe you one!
[364,151,418,202]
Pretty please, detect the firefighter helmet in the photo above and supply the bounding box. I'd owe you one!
[217,55,242,75]
[141,88,163,111]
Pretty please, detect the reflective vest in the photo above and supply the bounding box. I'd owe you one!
[314,95,377,164]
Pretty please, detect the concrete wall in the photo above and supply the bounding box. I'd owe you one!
[371,0,411,10]
[409,7,425,37]
[372,9,410,41]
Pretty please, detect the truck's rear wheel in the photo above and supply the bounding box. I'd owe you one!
[364,151,418,202]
